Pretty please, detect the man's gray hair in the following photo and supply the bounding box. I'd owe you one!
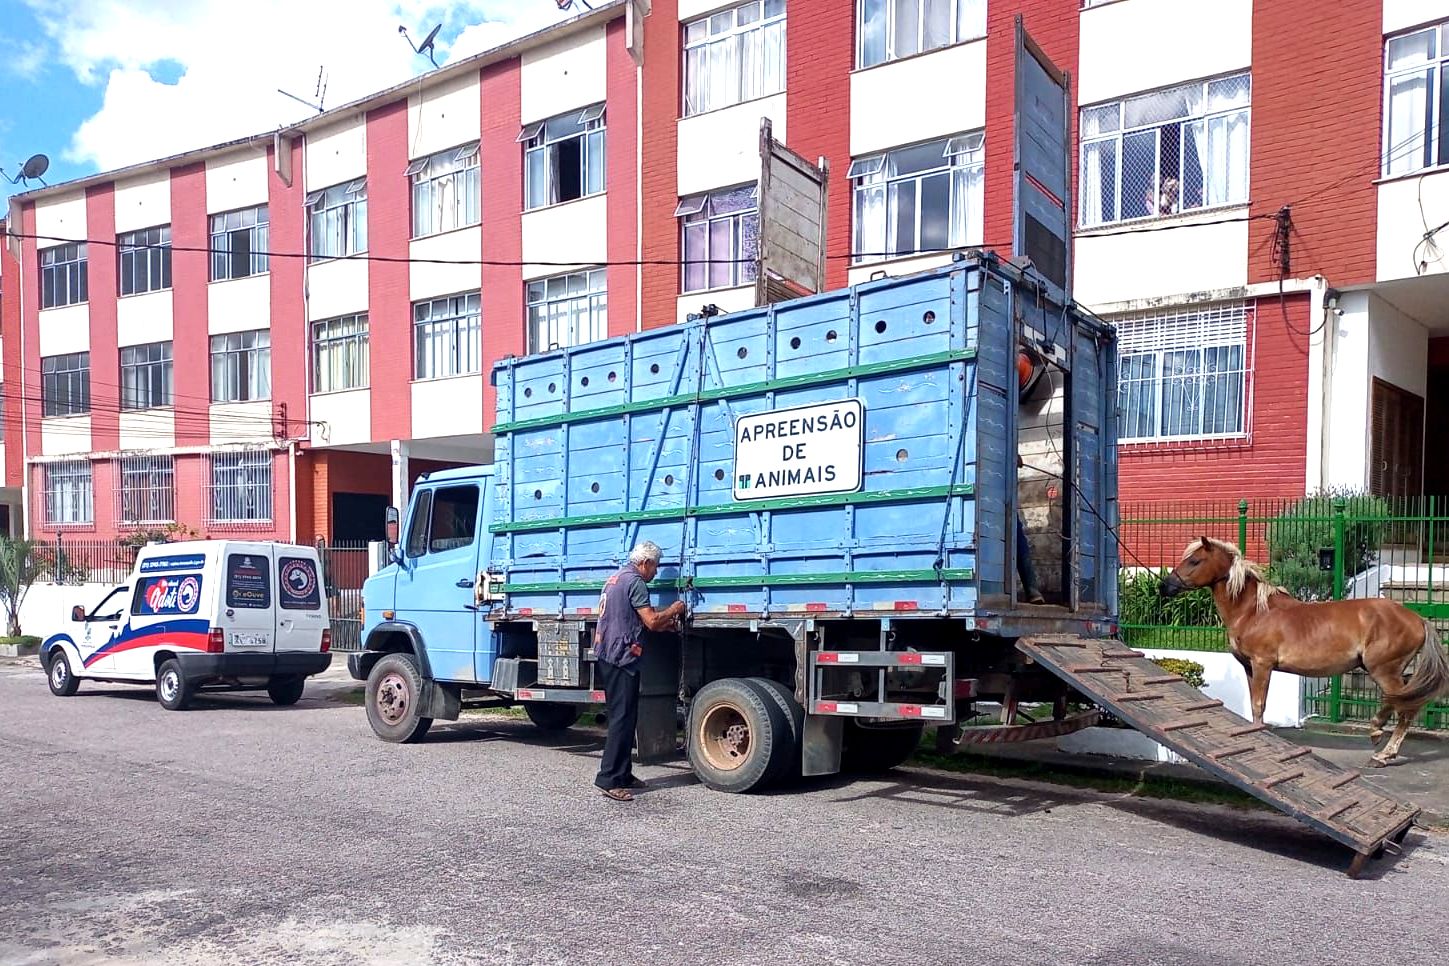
[628,540,663,566]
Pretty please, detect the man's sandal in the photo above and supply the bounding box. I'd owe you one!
[601,788,634,802]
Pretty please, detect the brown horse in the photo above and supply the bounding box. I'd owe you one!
[1162,536,1449,765]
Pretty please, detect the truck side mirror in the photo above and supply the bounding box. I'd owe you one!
[71,605,86,622]
[385,506,400,547]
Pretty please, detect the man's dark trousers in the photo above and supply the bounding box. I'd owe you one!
[594,659,641,790]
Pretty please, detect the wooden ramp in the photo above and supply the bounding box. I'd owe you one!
[1017,635,1421,876]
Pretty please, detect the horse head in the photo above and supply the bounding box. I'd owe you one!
[1161,536,1239,599]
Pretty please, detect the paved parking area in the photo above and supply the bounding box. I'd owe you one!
[2,661,1446,966]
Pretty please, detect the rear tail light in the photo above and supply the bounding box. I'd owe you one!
[321,629,332,653]
[207,628,225,653]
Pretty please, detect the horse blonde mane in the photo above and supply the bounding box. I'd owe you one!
[1182,538,1281,613]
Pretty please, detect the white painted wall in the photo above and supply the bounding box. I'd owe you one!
[1369,294,1430,397]
[306,258,369,321]
[846,252,956,288]
[1325,291,1371,491]
[677,94,784,196]
[37,304,90,356]
[311,390,372,447]
[113,173,172,234]
[520,195,608,280]
[850,41,985,155]
[409,70,482,159]
[34,194,87,242]
[1384,0,1449,33]
[677,0,727,20]
[410,228,483,302]
[119,410,175,451]
[41,417,92,457]
[209,402,275,444]
[1376,170,1449,282]
[116,291,173,346]
[305,115,368,191]
[207,275,270,333]
[675,284,756,325]
[205,152,269,214]
[1073,215,1250,308]
[1078,0,1253,105]
[411,377,484,438]
[520,28,608,123]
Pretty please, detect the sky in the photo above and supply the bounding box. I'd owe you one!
[0,0,576,191]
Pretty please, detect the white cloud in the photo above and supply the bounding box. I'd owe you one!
[20,0,568,171]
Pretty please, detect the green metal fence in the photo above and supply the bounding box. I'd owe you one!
[1119,495,1449,731]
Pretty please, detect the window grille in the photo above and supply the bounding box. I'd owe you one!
[117,454,175,525]
[42,460,93,526]
[206,450,274,524]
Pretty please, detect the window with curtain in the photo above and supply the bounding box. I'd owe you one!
[210,330,271,402]
[1383,23,1449,176]
[41,352,90,417]
[210,206,269,281]
[307,180,368,260]
[40,243,88,308]
[526,269,608,354]
[683,0,786,116]
[117,455,175,525]
[118,225,172,296]
[679,184,759,292]
[409,142,481,237]
[120,341,173,410]
[857,0,986,69]
[207,450,273,523]
[1115,302,1251,443]
[1080,72,1251,227]
[521,105,606,210]
[43,460,93,526]
[850,132,983,262]
[312,314,370,393]
[414,292,481,379]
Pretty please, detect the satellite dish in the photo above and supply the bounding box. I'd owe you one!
[398,22,442,68]
[21,154,49,181]
[418,23,442,53]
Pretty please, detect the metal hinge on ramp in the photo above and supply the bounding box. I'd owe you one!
[1017,635,1421,878]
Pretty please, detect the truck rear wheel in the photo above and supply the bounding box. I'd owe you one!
[841,721,924,773]
[688,678,788,793]
[524,702,582,731]
[366,653,433,743]
[745,677,804,783]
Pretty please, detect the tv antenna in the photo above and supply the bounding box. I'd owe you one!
[555,0,596,9]
[277,65,328,114]
[399,22,442,68]
[1,153,50,188]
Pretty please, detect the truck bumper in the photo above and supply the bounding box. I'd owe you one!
[176,651,332,681]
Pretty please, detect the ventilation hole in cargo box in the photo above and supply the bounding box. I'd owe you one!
[591,482,600,493]
[896,448,909,462]
[789,336,801,350]
[548,382,557,394]
[923,310,936,324]
[825,330,838,343]
[650,363,660,374]
[736,347,748,359]
[714,469,725,481]
[523,387,533,398]
[608,371,617,382]
[533,489,543,500]
[580,376,590,387]
[875,320,888,334]
[664,474,675,486]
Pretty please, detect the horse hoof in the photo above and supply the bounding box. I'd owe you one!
[1369,728,1385,744]
[1370,755,1392,768]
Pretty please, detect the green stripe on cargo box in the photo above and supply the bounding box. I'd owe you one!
[491,348,977,434]
[501,568,976,594]
[490,484,975,534]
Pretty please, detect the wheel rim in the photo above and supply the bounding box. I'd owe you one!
[50,659,67,689]
[376,671,411,726]
[159,670,179,703]
[697,702,752,772]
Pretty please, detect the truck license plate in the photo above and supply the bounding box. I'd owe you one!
[229,632,268,647]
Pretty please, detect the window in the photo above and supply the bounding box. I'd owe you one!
[414,292,481,379]
[851,132,983,261]
[312,314,369,393]
[278,556,322,610]
[1080,73,1251,227]
[683,0,786,116]
[210,330,271,403]
[226,553,271,607]
[117,455,175,525]
[405,485,479,557]
[1115,302,1251,443]
[118,225,172,296]
[1383,24,1449,176]
[410,143,480,237]
[43,460,93,526]
[40,243,88,308]
[41,352,90,417]
[521,104,606,209]
[307,180,368,260]
[210,206,269,281]
[405,489,432,557]
[208,451,274,523]
[120,341,174,410]
[857,0,985,68]
[680,184,759,292]
[526,269,607,354]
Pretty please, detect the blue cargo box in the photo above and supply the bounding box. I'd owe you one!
[488,255,1117,625]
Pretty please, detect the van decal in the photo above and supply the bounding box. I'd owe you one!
[226,554,271,609]
[78,619,212,668]
[278,557,321,610]
[137,574,204,616]
[140,554,208,574]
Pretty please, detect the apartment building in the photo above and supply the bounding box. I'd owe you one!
[4,0,1447,544]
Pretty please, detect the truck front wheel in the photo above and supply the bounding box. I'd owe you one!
[687,678,788,793]
[366,653,433,743]
[524,702,583,731]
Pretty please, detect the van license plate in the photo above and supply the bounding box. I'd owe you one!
[229,633,268,647]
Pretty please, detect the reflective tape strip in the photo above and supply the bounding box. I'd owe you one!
[805,603,828,612]
[518,608,534,616]
[576,607,593,615]
[590,690,605,702]
[894,601,918,610]
[518,689,543,700]
[921,654,947,666]
[899,653,922,665]
[727,604,748,613]
[898,705,922,717]
[816,652,859,664]
[921,706,948,718]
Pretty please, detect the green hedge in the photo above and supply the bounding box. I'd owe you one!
[1266,491,1390,601]
[1119,570,1219,628]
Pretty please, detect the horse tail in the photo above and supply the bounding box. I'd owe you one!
[1397,619,1449,705]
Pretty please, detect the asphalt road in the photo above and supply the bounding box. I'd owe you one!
[2,662,1446,966]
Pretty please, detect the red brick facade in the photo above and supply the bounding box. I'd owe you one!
[639,0,681,331]
[479,59,524,428]
[366,103,414,442]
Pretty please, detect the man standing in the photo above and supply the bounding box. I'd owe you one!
[593,540,686,802]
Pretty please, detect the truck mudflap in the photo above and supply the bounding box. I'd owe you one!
[1018,635,1422,877]
[807,650,955,722]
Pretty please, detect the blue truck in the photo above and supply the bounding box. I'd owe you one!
[350,254,1122,790]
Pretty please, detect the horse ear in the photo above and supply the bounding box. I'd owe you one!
[1200,535,1213,549]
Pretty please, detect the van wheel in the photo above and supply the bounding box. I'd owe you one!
[266,675,306,706]
[841,720,924,773]
[156,659,194,711]
[366,653,432,743]
[47,651,79,697]
[687,678,787,793]
[524,702,582,731]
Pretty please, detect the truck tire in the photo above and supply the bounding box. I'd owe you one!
[841,721,925,773]
[156,659,194,711]
[47,650,79,697]
[524,702,582,731]
[687,677,788,793]
[266,675,306,706]
[366,653,433,743]
[745,677,804,783]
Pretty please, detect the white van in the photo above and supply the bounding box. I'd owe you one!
[39,541,332,710]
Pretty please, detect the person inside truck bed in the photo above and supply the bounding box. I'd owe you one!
[593,540,687,802]
[1016,455,1045,605]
